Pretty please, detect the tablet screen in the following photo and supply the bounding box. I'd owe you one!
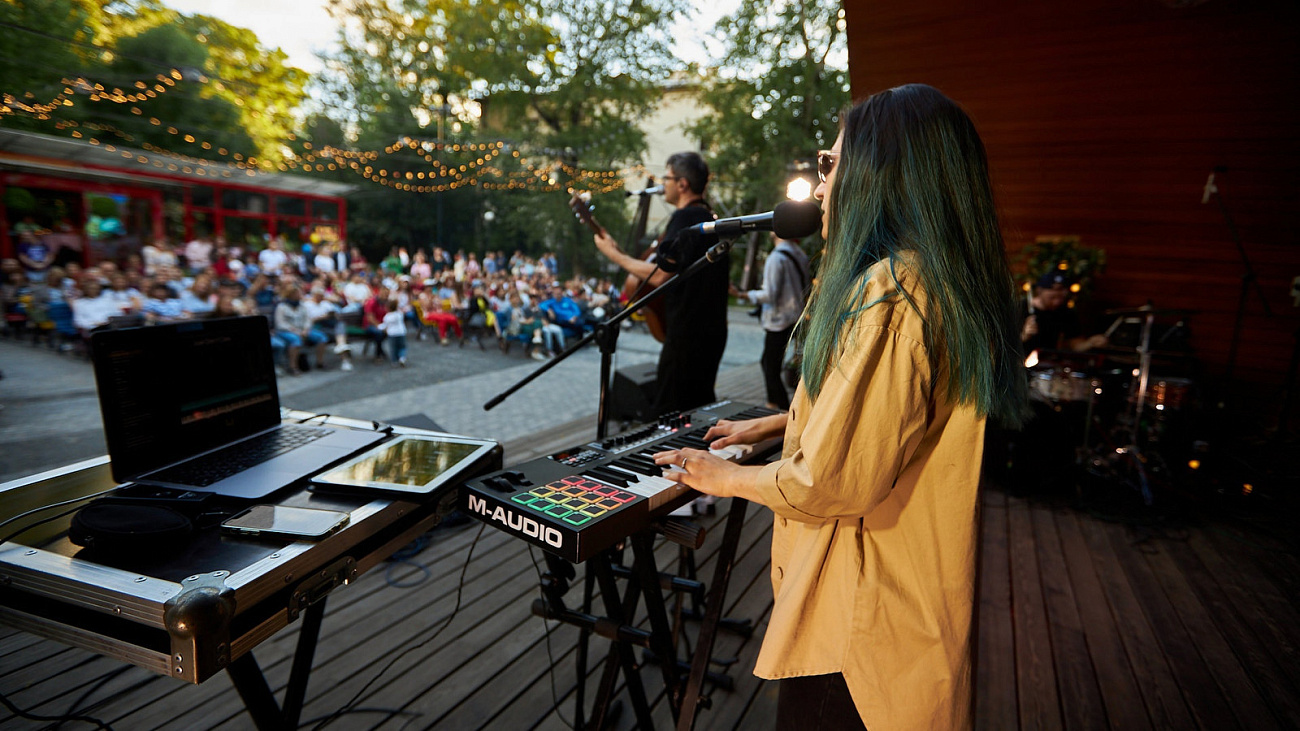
[314,435,493,493]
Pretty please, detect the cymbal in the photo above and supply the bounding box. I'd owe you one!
[1104,306,1195,317]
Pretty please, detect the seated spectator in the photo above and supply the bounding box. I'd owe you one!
[179,274,217,316]
[3,268,32,336]
[539,285,585,338]
[141,238,176,276]
[460,285,495,348]
[302,285,353,372]
[409,250,432,285]
[498,290,548,360]
[103,273,143,314]
[273,283,328,374]
[212,284,250,318]
[418,276,462,345]
[141,282,186,323]
[72,279,123,333]
[247,273,278,316]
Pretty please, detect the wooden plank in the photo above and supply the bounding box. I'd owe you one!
[1028,503,1110,730]
[1050,508,1151,730]
[1102,520,1240,730]
[1007,496,1063,730]
[1139,531,1282,729]
[1072,514,1194,731]
[1186,526,1300,692]
[1162,527,1300,727]
[975,488,1019,731]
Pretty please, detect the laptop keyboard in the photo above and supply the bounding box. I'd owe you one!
[151,426,333,487]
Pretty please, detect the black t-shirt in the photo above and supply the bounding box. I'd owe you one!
[651,202,729,414]
[1021,299,1080,353]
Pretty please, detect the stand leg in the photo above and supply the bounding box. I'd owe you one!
[228,653,286,731]
[676,498,749,731]
[574,568,594,730]
[589,552,656,731]
[632,532,682,718]
[282,598,327,728]
[226,597,329,731]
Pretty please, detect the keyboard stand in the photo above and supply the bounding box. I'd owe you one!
[226,597,328,731]
[532,498,751,731]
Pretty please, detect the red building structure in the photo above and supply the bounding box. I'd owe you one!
[0,128,353,266]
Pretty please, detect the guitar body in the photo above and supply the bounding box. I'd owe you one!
[570,187,667,343]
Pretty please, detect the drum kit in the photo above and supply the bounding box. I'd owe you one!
[1024,305,1198,505]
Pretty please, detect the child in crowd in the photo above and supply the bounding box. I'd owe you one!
[381,296,408,367]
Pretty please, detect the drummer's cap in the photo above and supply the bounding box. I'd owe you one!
[1036,271,1074,289]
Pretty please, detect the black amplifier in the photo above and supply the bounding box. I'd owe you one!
[461,401,781,562]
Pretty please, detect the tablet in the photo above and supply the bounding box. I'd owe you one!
[310,434,497,499]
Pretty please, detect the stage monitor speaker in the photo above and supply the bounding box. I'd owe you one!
[610,362,659,423]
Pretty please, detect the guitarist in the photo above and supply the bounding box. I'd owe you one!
[593,151,730,416]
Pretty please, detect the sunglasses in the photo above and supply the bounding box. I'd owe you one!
[817,151,839,182]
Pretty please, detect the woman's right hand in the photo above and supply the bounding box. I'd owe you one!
[704,413,788,449]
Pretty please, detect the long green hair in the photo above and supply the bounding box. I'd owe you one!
[800,84,1028,427]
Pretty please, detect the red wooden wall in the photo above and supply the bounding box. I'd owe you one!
[842,0,1300,405]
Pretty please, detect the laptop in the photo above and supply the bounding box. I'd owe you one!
[90,316,385,499]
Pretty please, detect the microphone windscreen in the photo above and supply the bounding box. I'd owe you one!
[772,200,823,239]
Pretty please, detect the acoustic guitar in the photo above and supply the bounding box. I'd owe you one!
[568,191,667,342]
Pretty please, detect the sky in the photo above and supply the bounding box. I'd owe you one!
[164,0,741,75]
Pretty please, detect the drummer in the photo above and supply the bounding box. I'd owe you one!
[1022,271,1109,353]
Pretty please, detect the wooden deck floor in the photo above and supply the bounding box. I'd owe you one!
[3,365,1299,730]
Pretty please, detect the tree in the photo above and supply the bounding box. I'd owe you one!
[0,0,102,132]
[686,0,849,214]
[317,0,687,273]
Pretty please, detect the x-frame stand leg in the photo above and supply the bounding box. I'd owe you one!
[227,597,328,731]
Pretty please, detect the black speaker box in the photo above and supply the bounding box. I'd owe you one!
[610,362,659,423]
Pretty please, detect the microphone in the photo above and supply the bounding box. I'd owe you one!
[1201,171,1217,205]
[625,184,664,197]
[688,199,823,240]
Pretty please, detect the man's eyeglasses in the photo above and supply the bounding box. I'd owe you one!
[817,151,839,183]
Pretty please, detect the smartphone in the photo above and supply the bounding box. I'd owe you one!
[220,505,350,541]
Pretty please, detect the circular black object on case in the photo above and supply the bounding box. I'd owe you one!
[69,503,193,554]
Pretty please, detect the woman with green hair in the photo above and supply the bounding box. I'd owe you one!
[655,84,1027,730]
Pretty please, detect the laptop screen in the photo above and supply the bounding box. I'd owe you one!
[91,316,282,482]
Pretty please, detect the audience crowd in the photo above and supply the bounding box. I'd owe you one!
[2,234,625,373]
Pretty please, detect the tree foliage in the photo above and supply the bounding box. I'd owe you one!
[685,0,849,213]
[318,0,685,272]
[0,0,307,164]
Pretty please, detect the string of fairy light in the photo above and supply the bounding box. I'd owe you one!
[3,69,648,194]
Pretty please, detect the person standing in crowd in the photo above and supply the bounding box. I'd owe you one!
[258,237,288,277]
[183,234,213,274]
[381,296,408,366]
[736,235,812,410]
[653,85,1029,730]
[593,151,728,415]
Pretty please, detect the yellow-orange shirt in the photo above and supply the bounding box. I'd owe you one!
[753,254,984,730]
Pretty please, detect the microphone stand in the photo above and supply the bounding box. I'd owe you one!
[1211,171,1272,394]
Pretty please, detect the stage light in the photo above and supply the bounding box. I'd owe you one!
[786,177,813,201]
[1188,459,1200,470]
